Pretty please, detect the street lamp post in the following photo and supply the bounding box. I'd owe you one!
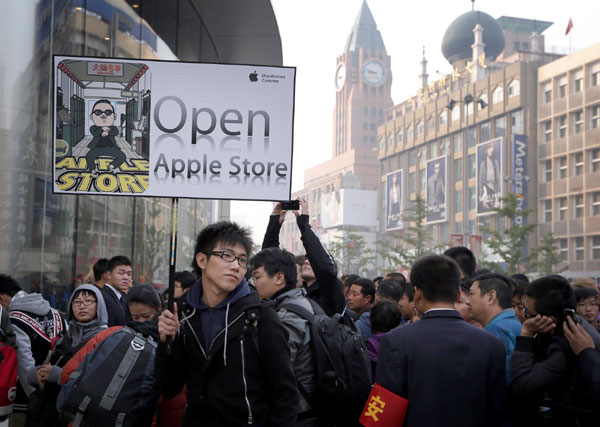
[446,94,487,244]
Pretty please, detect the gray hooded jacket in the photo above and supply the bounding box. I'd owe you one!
[273,287,316,413]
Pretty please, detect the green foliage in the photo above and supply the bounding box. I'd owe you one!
[327,229,375,276]
[479,193,537,275]
[529,232,568,276]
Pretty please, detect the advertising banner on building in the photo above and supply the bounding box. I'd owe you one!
[385,170,403,231]
[512,134,528,258]
[426,155,447,224]
[321,189,378,229]
[470,234,483,260]
[477,137,503,215]
[52,55,295,201]
[449,234,464,247]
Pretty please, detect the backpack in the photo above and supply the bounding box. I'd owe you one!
[281,300,372,425]
[57,327,159,427]
[0,307,17,420]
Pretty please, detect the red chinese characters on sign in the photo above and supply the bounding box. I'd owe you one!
[87,61,124,77]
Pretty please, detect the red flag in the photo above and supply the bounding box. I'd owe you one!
[360,383,409,427]
[565,18,573,35]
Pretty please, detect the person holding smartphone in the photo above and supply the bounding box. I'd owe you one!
[564,316,600,403]
[510,275,600,426]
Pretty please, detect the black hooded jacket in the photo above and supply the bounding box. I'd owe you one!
[155,283,298,427]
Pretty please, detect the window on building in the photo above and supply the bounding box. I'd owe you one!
[495,116,506,139]
[574,110,584,134]
[558,115,567,138]
[451,104,460,122]
[593,70,600,87]
[544,160,552,182]
[522,42,529,51]
[363,122,368,129]
[513,41,520,51]
[408,148,416,167]
[480,122,491,142]
[590,148,600,172]
[454,133,463,153]
[591,105,600,129]
[574,77,583,93]
[468,186,476,211]
[417,120,424,135]
[467,127,476,149]
[544,89,552,103]
[558,156,567,179]
[558,83,566,98]
[573,152,584,176]
[592,236,600,260]
[429,141,438,159]
[467,154,476,179]
[465,102,474,117]
[559,238,568,261]
[574,237,585,261]
[559,197,567,220]
[511,110,523,133]
[406,125,414,139]
[508,80,520,97]
[543,120,552,142]
[371,107,376,116]
[379,137,385,150]
[420,169,426,193]
[440,137,450,155]
[427,116,435,131]
[409,172,416,194]
[439,110,447,126]
[574,195,584,218]
[544,199,552,222]
[493,86,504,104]
[455,189,463,213]
[454,157,463,183]
[397,128,404,143]
[592,192,600,216]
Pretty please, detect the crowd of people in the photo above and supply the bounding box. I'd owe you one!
[0,199,599,426]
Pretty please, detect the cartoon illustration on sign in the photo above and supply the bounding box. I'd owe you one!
[54,58,150,194]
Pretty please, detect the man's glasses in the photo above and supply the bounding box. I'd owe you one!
[72,299,96,307]
[577,299,598,309]
[92,109,114,116]
[204,251,248,268]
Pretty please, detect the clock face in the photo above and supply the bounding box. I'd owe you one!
[335,63,346,90]
[362,60,385,86]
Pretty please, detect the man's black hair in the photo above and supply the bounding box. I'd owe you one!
[573,286,598,302]
[459,277,473,294]
[384,272,407,286]
[370,301,402,334]
[410,255,460,303]
[473,273,513,310]
[526,275,576,317]
[72,288,97,302]
[514,282,527,299]
[401,281,414,302]
[250,247,298,287]
[343,274,361,289]
[376,279,403,303]
[93,258,109,282]
[192,221,253,276]
[511,273,530,286]
[373,276,384,285]
[294,254,306,266]
[91,98,115,112]
[443,246,476,279]
[174,271,197,290]
[127,284,162,311]
[472,268,492,278]
[352,278,376,302]
[107,255,131,273]
[0,274,22,297]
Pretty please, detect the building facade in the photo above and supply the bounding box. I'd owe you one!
[0,0,282,294]
[537,42,600,278]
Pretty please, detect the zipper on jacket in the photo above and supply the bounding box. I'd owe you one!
[182,310,208,359]
[209,312,245,352]
[240,337,253,425]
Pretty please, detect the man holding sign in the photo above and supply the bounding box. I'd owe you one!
[375,255,506,426]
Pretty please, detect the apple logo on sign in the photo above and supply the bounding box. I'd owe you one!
[249,71,258,82]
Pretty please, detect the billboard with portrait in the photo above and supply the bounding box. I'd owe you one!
[477,137,503,215]
[385,170,403,231]
[53,55,295,201]
[426,155,448,224]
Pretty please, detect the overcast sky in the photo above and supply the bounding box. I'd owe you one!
[231,0,600,243]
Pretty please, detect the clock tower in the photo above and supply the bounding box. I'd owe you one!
[333,0,393,163]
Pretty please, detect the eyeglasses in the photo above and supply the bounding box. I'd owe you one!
[577,299,598,309]
[72,299,97,307]
[92,109,114,116]
[204,251,248,268]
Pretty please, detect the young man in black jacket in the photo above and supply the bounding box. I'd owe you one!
[262,199,346,317]
[156,222,298,426]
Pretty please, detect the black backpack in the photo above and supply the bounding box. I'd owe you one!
[281,300,372,425]
[57,327,159,427]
